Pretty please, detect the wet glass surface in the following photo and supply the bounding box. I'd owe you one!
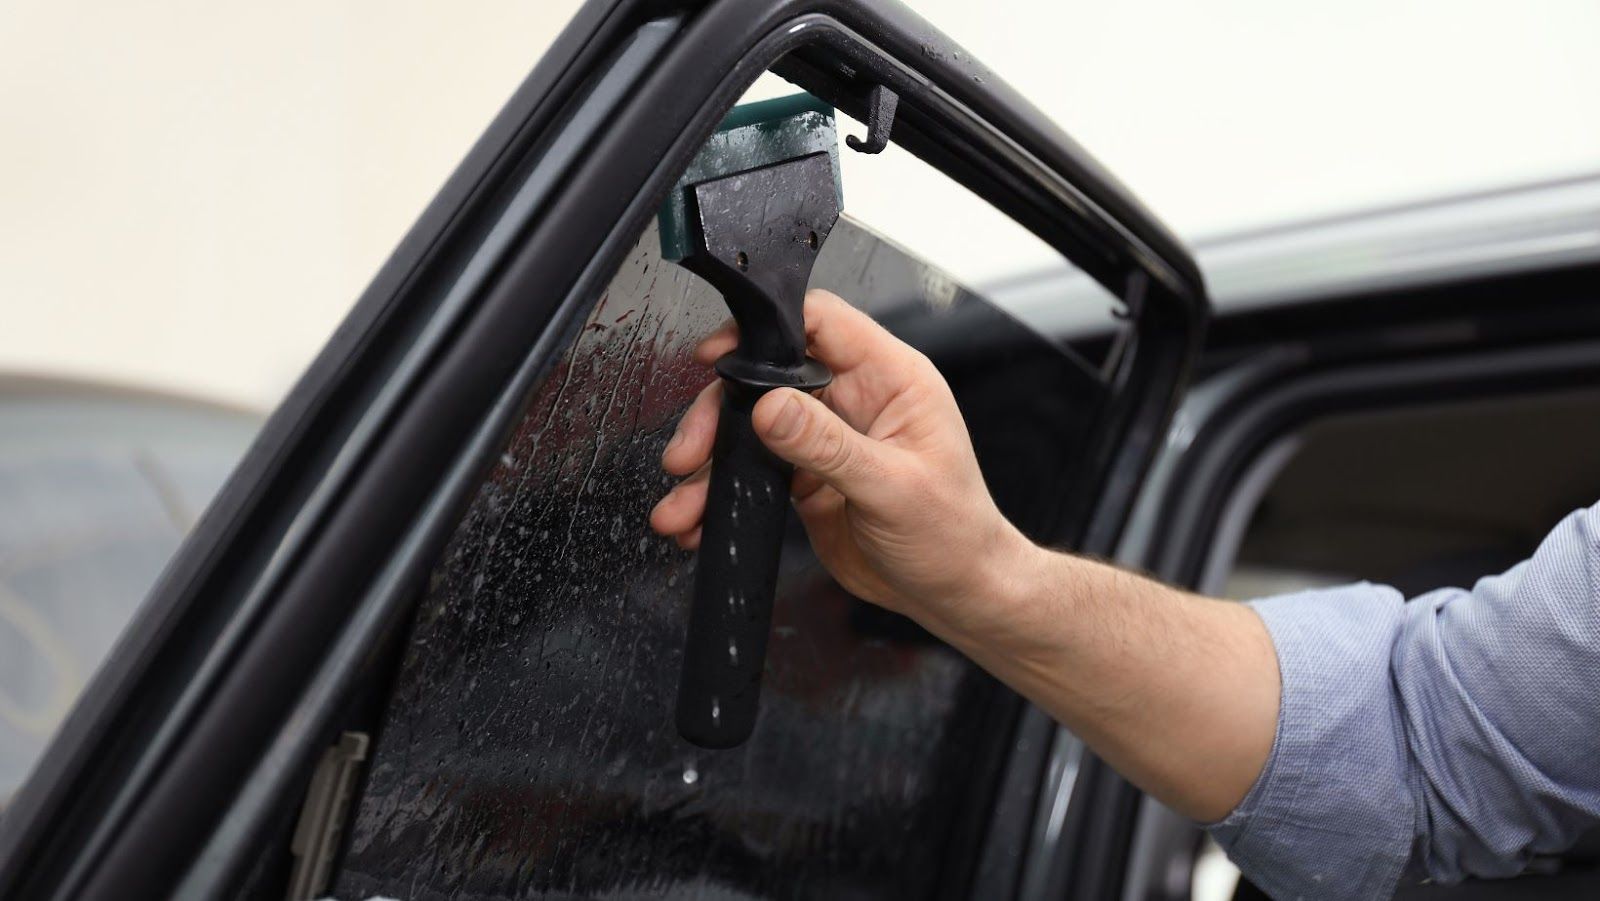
[335,218,1104,899]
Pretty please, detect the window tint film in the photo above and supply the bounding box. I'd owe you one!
[335,213,1103,897]
[335,109,1110,901]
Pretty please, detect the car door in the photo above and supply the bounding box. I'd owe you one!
[0,1,1208,898]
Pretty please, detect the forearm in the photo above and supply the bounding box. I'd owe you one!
[916,538,1281,822]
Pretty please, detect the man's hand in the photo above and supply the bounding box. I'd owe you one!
[649,288,1036,640]
[649,287,1280,824]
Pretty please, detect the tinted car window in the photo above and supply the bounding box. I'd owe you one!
[332,213,1104,898]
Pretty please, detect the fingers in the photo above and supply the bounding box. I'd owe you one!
[671,291,935,544]
[654,391,841,546]
[693,289,922,376]
[694,290,933,435]
[751,387,899,504]
[654,429,842,535]
[676,525,702,551]
[650,463,710,538]
[798,289,923,375]
[792,478,843,524]
[693,320,738,366]
[662,380,721,476]
[790,467,827,505]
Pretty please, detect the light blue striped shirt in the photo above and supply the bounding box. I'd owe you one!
[1208,500,1600,899]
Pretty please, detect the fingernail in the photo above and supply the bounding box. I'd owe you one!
[664,427,684,455]
[768,393,804,440]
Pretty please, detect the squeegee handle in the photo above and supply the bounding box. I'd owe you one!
[671,150,840,749]
[675,379,793,748]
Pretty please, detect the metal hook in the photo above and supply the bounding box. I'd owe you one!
[846,84,898,154]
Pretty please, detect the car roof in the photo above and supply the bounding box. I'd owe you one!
[985,172,1600,339]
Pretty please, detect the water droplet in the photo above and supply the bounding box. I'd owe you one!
[710,697,721,725]
[728,541,738,564]
[682,765,699,784]
[728,639,739,666]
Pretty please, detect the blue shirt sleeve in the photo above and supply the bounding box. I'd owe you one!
[1207,500,1600,899]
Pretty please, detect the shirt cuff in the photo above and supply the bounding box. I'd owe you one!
[1205,583,1416,900]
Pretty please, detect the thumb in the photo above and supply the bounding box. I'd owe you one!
[752,388,888,499]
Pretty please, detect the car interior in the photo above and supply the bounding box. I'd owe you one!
[1224,386,1600,600]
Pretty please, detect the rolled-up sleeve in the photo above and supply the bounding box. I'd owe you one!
[1207,501,1600,899]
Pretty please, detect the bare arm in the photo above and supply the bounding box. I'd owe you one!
[945,551,1279,822]
[650,289,1279,822]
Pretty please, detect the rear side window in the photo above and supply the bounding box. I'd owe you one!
[334,215,1104,897]
[333,112,1111,900]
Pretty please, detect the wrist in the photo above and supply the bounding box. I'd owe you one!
[985,533,1075,659]
[924,520,1072,660]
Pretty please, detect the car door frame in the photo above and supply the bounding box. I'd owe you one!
[0,2,1208,898]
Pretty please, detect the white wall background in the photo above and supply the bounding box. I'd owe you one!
[3,0,1598,410]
